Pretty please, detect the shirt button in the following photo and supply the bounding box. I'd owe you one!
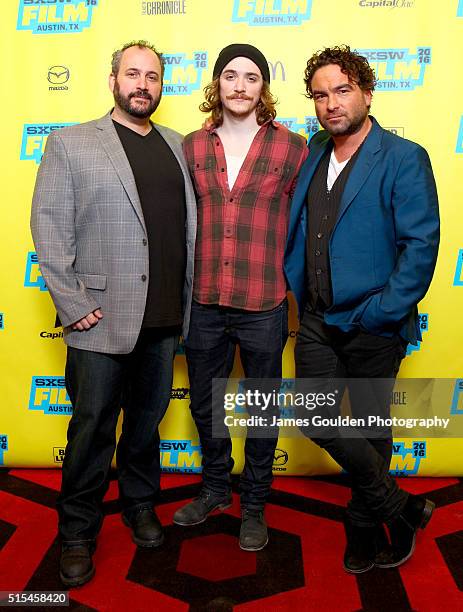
[315,250,321,256]
[316,269,322,275]
[224,261,229,266]
[142,239,147,246]
[141,274,147,281]
[221,168,225,172]
[317,232,323,239]
[216,141,220,146]
[229,197,234,202]
[323,215,329,221]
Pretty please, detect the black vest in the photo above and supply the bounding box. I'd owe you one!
[306,147,359,311]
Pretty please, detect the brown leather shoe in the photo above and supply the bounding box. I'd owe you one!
[59,541,95,587]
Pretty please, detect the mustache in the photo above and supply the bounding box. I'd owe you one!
[227,94,252,101]
[129,89,153,101]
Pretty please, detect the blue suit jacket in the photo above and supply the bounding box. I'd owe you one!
[284,117,439,344]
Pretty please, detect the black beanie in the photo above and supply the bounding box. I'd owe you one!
[213,43,270,83]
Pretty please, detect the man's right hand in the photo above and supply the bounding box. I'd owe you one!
[72,309,103,331]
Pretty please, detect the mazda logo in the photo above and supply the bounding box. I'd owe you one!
[274,448,288,466]
[47,66,70,85]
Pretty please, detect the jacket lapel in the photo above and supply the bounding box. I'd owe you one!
[333,117,383,231]
[95,113,147,233]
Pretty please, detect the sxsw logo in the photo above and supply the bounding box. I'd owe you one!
[162,52,208,95]
[0,313,3,330]
[277,116,319,139]
[20,123,75,164]
[458,0,463,16]
[406,313,428,355]
[0,435,8,466]
[450,380,463,415]
[453,249,463,286]
[390,440,426,476]
[456,117,463,153]
[24,252,47,291]
[29,377,73,415]
[232,0,312,26]
[17,0,98,34]
[356,47,431,90]
[160,440,202,473]
[171,387,190,400]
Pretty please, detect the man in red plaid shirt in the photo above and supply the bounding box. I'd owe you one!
[173,44,307,551]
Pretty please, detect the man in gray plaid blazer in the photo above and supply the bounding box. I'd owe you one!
[31,41,196,587]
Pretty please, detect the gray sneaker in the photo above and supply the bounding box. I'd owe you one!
[239,509,268,551]
[173,490,232,526]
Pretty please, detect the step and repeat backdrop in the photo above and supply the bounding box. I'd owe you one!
[1,0,462,476]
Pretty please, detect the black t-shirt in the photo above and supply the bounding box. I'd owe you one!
[114,120,186,327]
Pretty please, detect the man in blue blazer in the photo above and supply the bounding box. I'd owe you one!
[284,46,439,573]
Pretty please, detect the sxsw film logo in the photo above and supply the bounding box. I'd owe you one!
[453,249,463,286]
[456,117,463,153]
[17,0,98,34]
[162,52,208,95]
[277,116,319,139]
[53,447,66,463]
[160,440,202,473]
[29,377,73,415]
[357,47,431,91]
[24,252,47,291]
[406,313,428,355]
[20,123,75,164]
[0,435,8,466]
[390,440,426,476]
[171,387,190,400]
[450,380,463,415]
[232,0,312,26]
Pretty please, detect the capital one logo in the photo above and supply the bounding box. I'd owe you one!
[17,0,98,34]
[390,440,426,476]
[162,52,208,95]
[232,0,312,26]
[24,252,47,291]
[20,123,75,164]
[356,47,431,91]
[277,116,319,139]
[456,117,463,153]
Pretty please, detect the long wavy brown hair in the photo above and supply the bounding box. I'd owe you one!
[199,77,277,126]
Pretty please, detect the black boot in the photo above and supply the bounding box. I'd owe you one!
[376,494,435,568]
[59,540,96,587]
[344,520,390,574]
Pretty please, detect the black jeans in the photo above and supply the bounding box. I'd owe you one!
[58,328,179,542]
[295,308,408,526]
[185,300,288,511]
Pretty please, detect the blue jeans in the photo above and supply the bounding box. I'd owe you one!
[185,300,288,511]
[58,327,179,542]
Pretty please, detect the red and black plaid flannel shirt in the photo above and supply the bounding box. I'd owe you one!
[184,120,308,311]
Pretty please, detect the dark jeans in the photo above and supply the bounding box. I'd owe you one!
[58,327,179,542]
[185,300,288,511]
[295,307,408,526]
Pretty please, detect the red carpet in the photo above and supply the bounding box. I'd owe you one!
[1,469,462,611]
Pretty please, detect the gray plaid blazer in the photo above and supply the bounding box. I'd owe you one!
[31,112,197,354]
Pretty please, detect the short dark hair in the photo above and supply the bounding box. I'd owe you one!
[303,45,376,98]
[111,40,164,79]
